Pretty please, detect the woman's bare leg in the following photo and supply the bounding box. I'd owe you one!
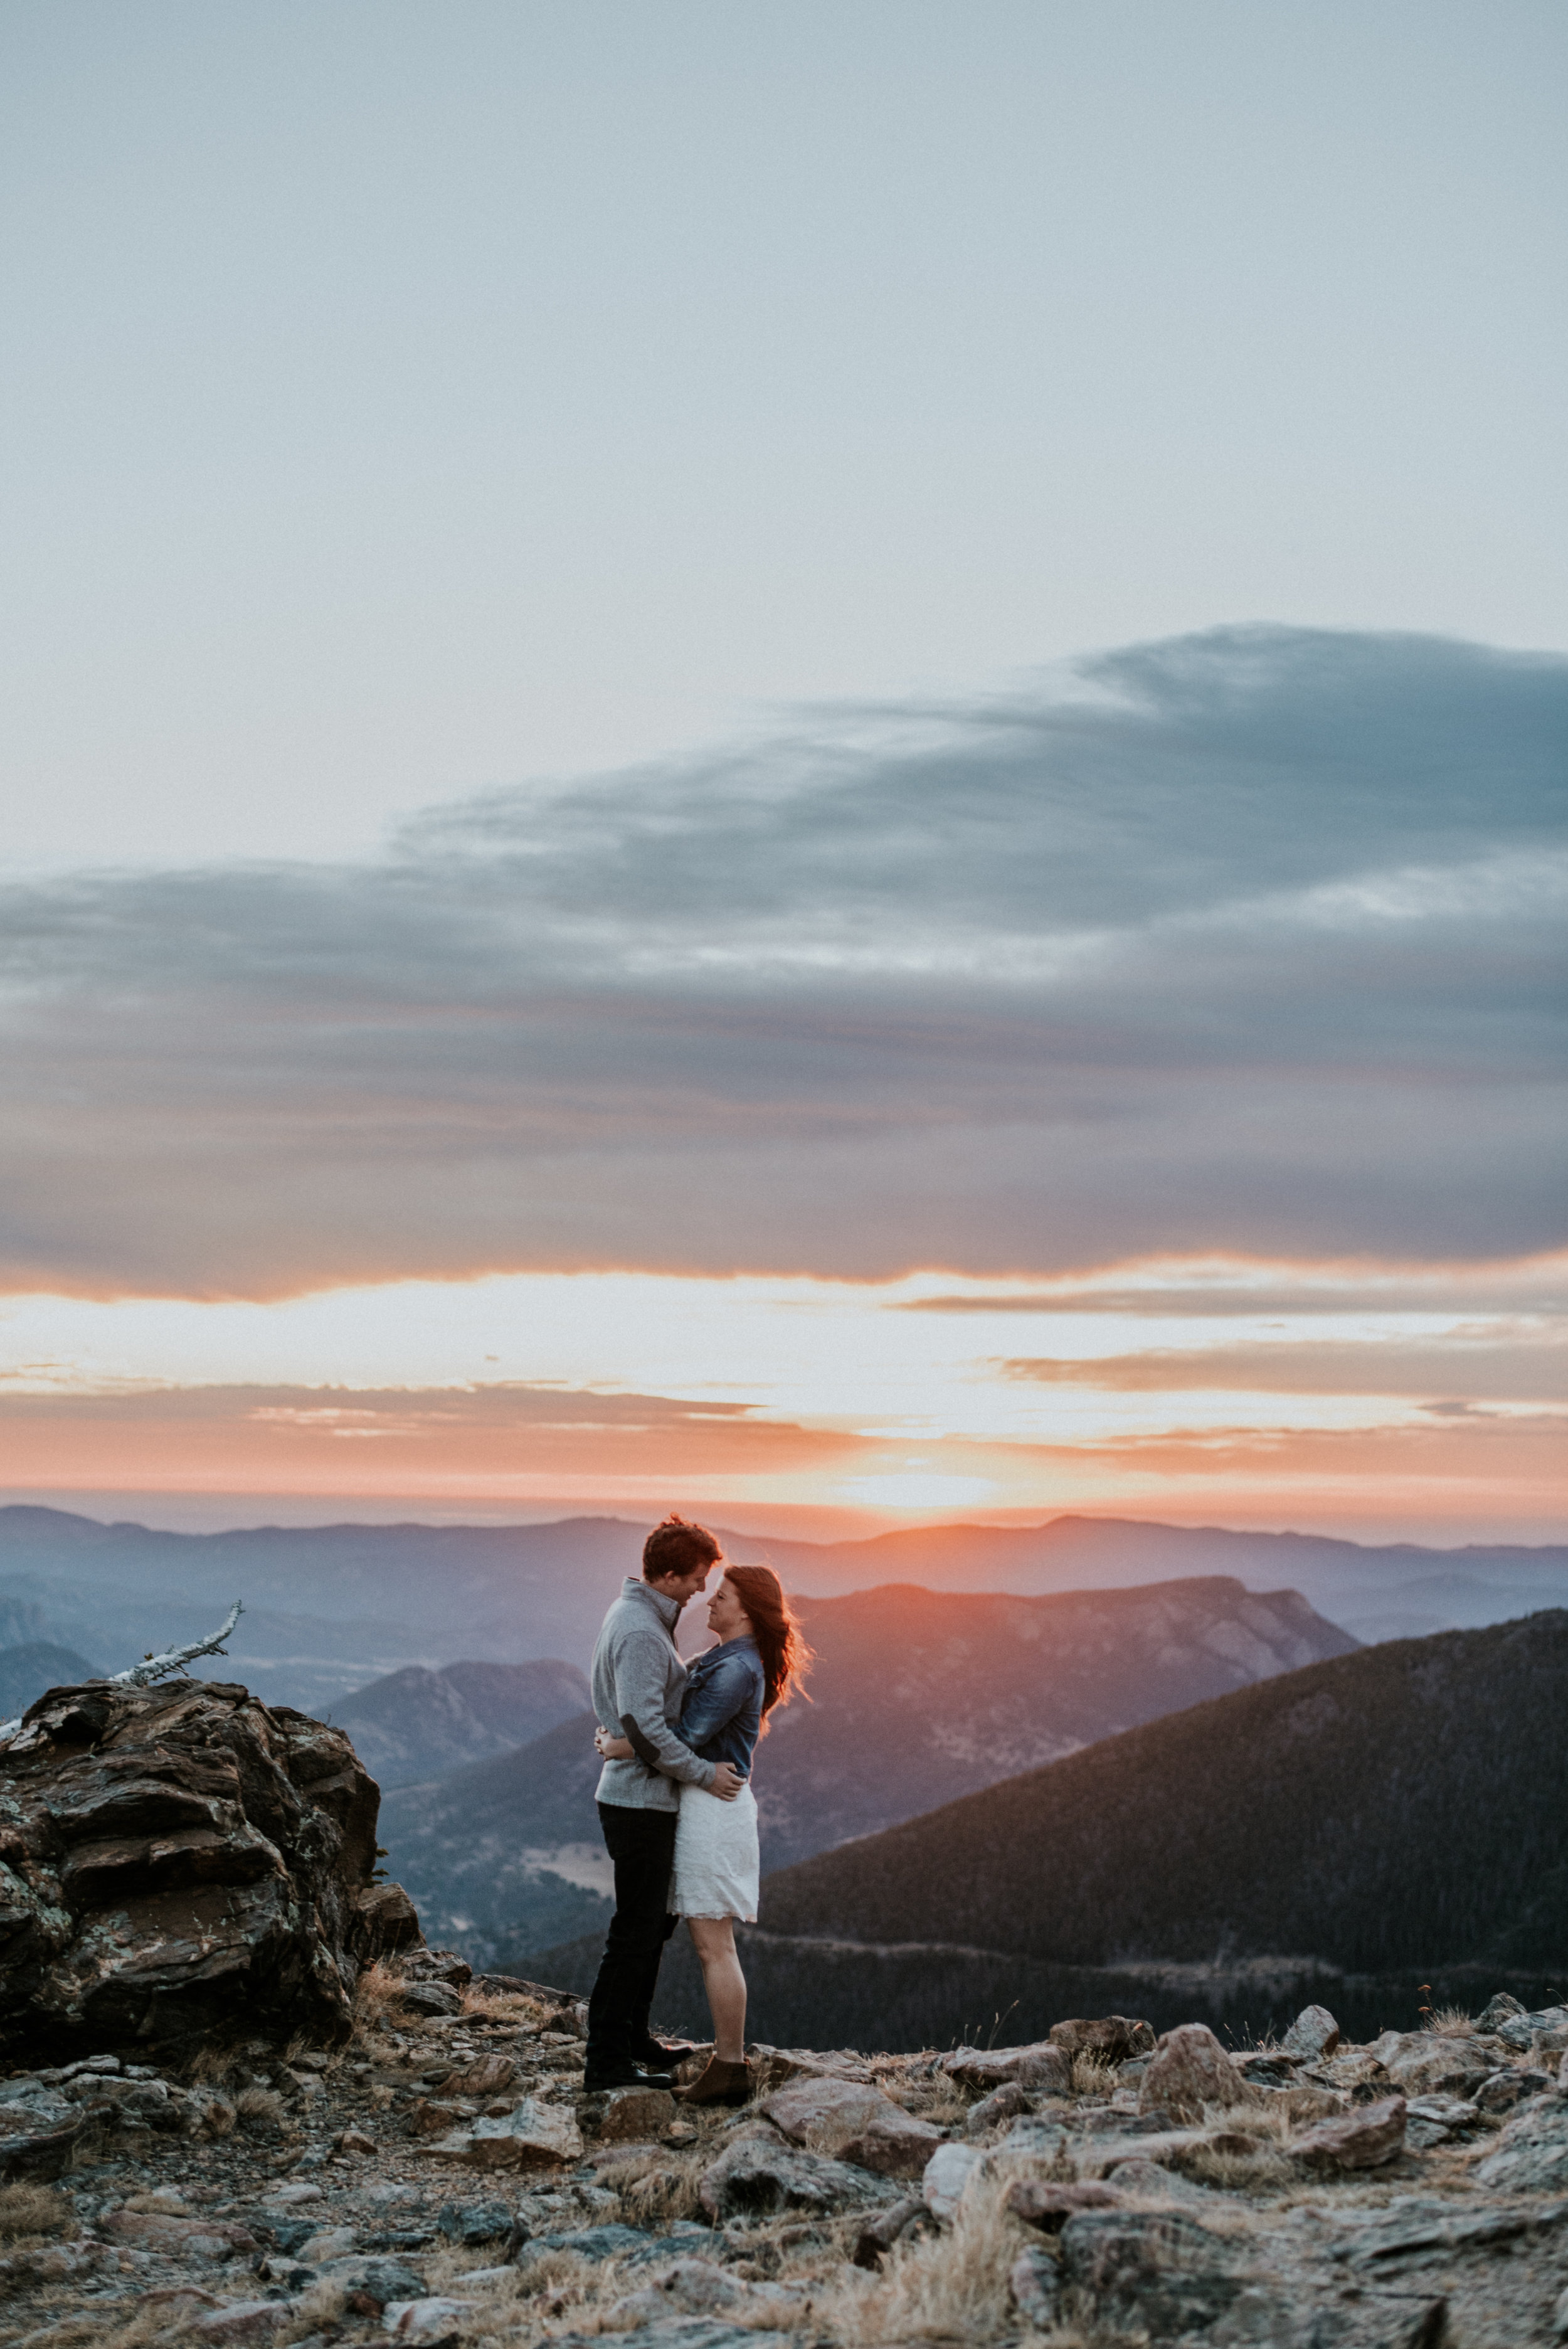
[686,1916,746,2061]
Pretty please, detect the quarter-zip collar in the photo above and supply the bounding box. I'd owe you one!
[623,1574,682,1633]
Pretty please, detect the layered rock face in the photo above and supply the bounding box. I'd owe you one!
[0,1677,405,2055]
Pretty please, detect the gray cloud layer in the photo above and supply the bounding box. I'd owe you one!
[2,627,1563,1293]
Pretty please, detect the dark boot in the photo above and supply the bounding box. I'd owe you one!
[584,2055,677,2092]
[675,2055,752,2107]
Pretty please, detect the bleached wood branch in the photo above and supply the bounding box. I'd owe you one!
[0,1601,246,1743]
[107,1600,245,1687]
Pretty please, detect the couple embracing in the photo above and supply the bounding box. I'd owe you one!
[584,1515,811,2105]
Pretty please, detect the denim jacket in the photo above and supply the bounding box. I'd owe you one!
[677,1635,765,1778]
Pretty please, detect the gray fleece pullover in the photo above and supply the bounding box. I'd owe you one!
[591,1576,718,1811]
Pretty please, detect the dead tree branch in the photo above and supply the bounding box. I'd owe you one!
[108,1600,245,1687]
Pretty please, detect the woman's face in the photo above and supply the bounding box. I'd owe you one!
[706,1576,751,1642]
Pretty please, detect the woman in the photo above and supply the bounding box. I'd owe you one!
[595,1561,812,2105]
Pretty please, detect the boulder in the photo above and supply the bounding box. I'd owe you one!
[1294,2094,1407,2170]
[1058,2208,1241,2335]
[1475,1991,1526,2032]
[1366,2031,1491,2098]
[0,1677,393,2057]
[1472,2068,1549,2114]
[1048,2016,1153,2064]
[757,2074,892,2141]
[597,2084,677,2142]
[940,2040,1071,2096]
[698,2131,895,2221]
[1138,2024,1254,2124]
[0,2084,103,2179]
[426,2096,582,2170]
[1279,2003,1341,2062]
[963,2081,1030,2136]
[835,2107,945,2178]
[1493,2004,1568,2055]
[1475,2096,1568,2192]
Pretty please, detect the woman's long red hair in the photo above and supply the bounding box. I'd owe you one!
[724,1564,813,1731]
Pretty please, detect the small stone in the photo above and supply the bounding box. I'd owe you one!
[1294,2093,1407,2170]
[1279,2003,1340,2062]
[401,1981,465,2018]
[759,2074,894,2141]
[265,2183,324,2207]
[1139,2025,1255,2124]
[436,2200,515,2246]
[339,2126,377,2154]
[447,2052,517,2098]
[1009,2242,1061,2329]
[1005,2179,1122,2229]
[1475,1991,1527,2032]
[103,2212,261,2261]
[384,2298,476,2344]
[297,2227,358,2263]
[852,2194,930,2267]
[317,2254,426,2307]
[191,2299,287,2343]
[920,2141,983,2223]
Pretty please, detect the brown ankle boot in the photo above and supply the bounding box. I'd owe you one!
[675,2055,752,2107]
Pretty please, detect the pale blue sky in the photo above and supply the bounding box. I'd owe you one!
[3,0,1565,868]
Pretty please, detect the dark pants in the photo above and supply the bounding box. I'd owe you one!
[586,1801,679,2069]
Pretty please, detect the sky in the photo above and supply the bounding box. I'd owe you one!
[1,3,1564,1542]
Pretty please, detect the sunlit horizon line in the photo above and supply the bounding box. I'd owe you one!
[3,1246,1566,1314]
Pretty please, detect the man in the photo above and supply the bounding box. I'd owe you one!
[585,1513,743,2091]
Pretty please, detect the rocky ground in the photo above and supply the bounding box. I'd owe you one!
[0,1968,1565,2349]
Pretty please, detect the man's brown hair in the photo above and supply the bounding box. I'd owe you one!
[642,1513,721,1584]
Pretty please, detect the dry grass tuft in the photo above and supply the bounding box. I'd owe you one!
[1070,2053,1120,2098]
[818,2165,1025,2345]
[460,1985,554,2028]
[234,2084,287,2125]
[1425,2007,1476,2039]
[275,2279,349,2342]
[603,2148,707,2227]
[0,2183,74,2239]
[352,1958,411,2036]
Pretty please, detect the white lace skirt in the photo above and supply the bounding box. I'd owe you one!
[670,1782,759,1922]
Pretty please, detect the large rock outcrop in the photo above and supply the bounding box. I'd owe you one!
[0,1677,407,2055]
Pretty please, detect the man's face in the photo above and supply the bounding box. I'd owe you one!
[655,1553,721,1608]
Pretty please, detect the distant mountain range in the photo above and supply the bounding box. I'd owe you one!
[531,1610,1568,2050]
[0,1502,1562,1713]
[324,1657,589,1787]
[375,1574,1357,1964]
[0,1640,102,1721]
